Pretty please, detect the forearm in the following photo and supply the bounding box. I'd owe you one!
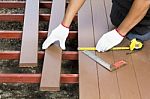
[62,0,85,27]
[117,0,150,36]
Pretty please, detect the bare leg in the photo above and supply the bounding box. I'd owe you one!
[62,0,86,27]
[117,0,150,36]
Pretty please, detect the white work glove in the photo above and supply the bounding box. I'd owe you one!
[42,24,69,50]
[96,29,124,52]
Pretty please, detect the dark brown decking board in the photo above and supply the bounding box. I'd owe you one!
[131,40,150,99]
[91,0,109,40]
[113,39,141,99]
[91,0,120,98]
[145,41,150,60]
[102,1,142,98]
[74,0,148,98]
[19,0,39,67]
[40,0,66,91]
[97,52,120,99]
[78,0,100,99]
[103,0,114,30]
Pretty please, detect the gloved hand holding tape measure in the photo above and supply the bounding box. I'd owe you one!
[78,38,143,52]
[96,29,124,52]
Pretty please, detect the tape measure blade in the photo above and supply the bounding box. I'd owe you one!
[78,47,96,51]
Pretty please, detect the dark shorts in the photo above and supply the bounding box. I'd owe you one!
[127,32,150,41]
[110,2,150,35]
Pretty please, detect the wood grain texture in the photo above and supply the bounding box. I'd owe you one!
[19,0,39,67]
[113,39,141,99]
[103,0,114,30]
[78,0,100,99]
[132,40,150,99]
[91,0,120,98]
[97,52,120,99]
[40,0,66,91]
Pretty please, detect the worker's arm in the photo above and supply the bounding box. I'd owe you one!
[96,0,150,52]
[117,0,150,36]
[62,0,85,27]
[42,0,85,49]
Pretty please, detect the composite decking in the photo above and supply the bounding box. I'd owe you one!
[19,0,39,67]
[0,0,149,99]
[78,0,150,99]
[40,0,66,91]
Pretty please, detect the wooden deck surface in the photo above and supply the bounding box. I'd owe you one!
[0,0,149,98]
[78,0,150,99]
[78,0,100,98]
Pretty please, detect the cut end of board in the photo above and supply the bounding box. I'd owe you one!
[110,60,127,71]
[19,63,38,67]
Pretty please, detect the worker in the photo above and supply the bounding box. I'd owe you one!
[42,0,150,52]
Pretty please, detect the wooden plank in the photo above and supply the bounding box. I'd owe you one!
[113,39,141,99]
[0,14,24,22]
[97,52,120,99]
[103,0,114,30]
[0,1,52,8]
[100,0,141,98]
[19,0,39,67]
[0,1,25,8]
[132,40,150,99]
[145,41,150,60]
[0,74,78,84]
[0,14,50,22]
[91,0,109,43]
[0,14,77,22]
[40,0,66,91]
[78,0,100,99]
[0,51,78,60]
[0,31,77,39]
[62,51,78,60]
[91,0,120,98]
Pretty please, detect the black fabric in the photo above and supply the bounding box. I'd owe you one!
[110,0,150,35]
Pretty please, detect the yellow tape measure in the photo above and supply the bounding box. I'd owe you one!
[78,47,96,51]
[78,47,130,51]
[78,39,143,51]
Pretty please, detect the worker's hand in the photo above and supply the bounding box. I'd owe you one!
[96,29,124,52]
[42,24,69,50]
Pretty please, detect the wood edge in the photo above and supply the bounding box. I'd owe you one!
[0,74,79,83]
[0,14,77,22]
[0,51,78,60]
[19,63,38,67]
